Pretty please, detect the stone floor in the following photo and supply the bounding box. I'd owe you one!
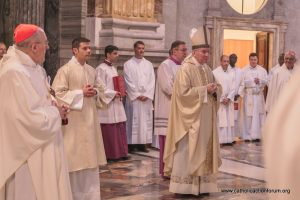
[100,141,269,200]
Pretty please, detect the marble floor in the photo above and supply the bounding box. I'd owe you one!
[100,142,268,200]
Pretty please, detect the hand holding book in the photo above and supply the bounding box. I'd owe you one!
[113,75,126,97]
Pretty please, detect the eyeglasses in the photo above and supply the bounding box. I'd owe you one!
[35,40,49,46]
[175,48,187,52]
[285,57,295,61]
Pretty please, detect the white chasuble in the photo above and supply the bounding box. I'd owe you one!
[52,56,107,172]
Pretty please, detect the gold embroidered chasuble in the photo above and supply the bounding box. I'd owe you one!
[164,55,222,177]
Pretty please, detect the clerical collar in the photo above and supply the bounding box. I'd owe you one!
[104,59,112,66]
[72,56,86,66]
[169,56,181,65]
[250,65,257,70]
[133,56,143,60]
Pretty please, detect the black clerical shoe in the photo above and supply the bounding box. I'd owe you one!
[107,159,118,163]
[138,144,149,153]
[140,148,149,153]
[128,145,137,153]
[121,156,131,160]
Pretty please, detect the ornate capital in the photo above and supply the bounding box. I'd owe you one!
[91,0,156,22]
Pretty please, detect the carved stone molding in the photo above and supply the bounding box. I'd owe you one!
[85,17,167,68]
[205,16,287,68]
[86,17,164,49]
[274,0,285,21]
[207,0,221,16]
[89,0,156,22]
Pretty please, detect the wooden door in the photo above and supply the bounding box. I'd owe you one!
[223,39,253,68]
[256,32,269,99]
[256,32,269,72]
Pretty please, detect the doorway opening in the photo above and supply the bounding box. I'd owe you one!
[223,29,273,72]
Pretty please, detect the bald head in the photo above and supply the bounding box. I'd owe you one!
[220,55,229,71]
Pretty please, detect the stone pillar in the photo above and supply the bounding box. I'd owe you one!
[154,0,163,23]
[162,0,177,48]
[274,0,285,21]
[44,0,60,80]
[60,0,88,65]
[86,0,167,68]
[0,0,44,45]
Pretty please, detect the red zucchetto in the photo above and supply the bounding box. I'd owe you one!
[14,24,39,44]
[285,50,296,57]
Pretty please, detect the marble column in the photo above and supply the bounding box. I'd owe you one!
[0,0,44,46]
[44,0,59,80]
[60,0,88,66]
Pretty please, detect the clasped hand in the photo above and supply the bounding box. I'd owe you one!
[221,98,230,105]
[83,84,97,97]
[137,95,148,102]
[207,83,217,94]
[52,101,69,119]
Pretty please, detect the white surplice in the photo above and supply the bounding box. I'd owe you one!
[153,58,181,148]
[265,63,281,113]
[154,58,180,136]
[213,66,235,144]
[124,57,155,144]
[265,64,297,114]
[267,63,281,85]
[239,65,268,140]
[95,62,126,124]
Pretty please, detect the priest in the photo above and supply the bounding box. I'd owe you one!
[52,37,107,200]
[264,55,300,200]
[0,24,72,200]
[239,53,268,141]
[266,51,297,114]
[154,40,187,177]
[164,26,222,196]
[123,41,155,153]
[213,55,235,145]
